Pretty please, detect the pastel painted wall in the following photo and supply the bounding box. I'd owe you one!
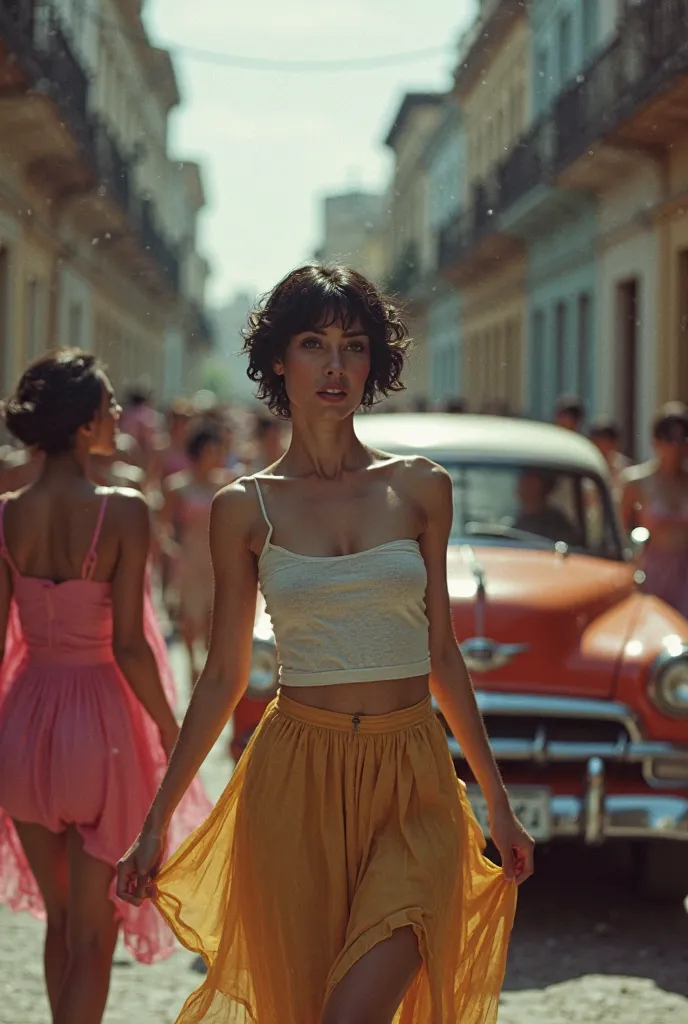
[530,0,603,119]
[526,200,597,421]
[428,289,461,406]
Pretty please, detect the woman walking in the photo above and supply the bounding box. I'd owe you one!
[117,265,532,1023]
[620,402,688,616]
[159,422,232,687]
[0,350,209,1024]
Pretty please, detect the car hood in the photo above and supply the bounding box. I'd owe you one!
[447,545,639,697]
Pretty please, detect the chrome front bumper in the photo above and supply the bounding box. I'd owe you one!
[444,692,688,843]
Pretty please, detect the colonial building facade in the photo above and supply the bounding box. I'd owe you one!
[382,0,688,455]
[0,0,212,410]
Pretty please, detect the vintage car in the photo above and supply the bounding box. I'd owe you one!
[232,413,688,897]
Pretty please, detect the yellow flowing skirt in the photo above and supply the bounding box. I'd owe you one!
[154,693,517,1023]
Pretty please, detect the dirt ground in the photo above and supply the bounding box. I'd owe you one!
[1,646,687,1023]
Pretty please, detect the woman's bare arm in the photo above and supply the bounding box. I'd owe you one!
[111,490,178,749]
[413,459,534,882]
[142,481,259,835]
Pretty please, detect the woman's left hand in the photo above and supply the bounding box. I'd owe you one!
[489,802,535,884]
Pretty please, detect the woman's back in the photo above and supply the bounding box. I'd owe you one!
[0,486,119,664]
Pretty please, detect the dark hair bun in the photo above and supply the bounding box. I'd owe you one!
[2,349,104,455]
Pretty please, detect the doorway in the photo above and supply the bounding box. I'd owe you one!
[0,247,9,402]
[678,250,688,403]
[616,278,639,459]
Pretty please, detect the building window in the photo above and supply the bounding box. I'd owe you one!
[555,300,567,396]
[582,0,599,61]
[535,47,548,115]
[68,301,83,349]
[558,13,573,88]
[25,279,43,361]
[531,309,545,419]
[679,252,688,403]
[577,292,592,405]
[616,279,639,458]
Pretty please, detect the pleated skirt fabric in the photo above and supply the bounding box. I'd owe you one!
[155,693,517,1023]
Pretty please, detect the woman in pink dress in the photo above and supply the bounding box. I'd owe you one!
[0,349,210,1024]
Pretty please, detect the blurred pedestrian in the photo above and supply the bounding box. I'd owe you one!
[588,416,630,502]
[117,264,527,1024]
[148,399,194,491]
[160,422,233,688]
[620,402,688,616]
[118,386,159,471]
[0,443,44,493]
[554,394,585,432]
[0,350,209,1024]
[250,413,287,471]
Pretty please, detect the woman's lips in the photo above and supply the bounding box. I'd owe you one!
[316,388,347,402]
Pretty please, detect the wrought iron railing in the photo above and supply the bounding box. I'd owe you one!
[140,199,181,293]
[442,0,688,271]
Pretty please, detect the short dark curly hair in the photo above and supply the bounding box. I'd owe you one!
[242,263,411,418]
[2,348,105,455]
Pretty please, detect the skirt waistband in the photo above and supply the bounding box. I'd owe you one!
[274,692,434,734]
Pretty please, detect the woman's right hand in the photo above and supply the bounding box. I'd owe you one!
[116,827,166,907]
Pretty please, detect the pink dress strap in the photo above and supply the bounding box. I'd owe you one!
[81,494,109,580]
[0,499,19,576]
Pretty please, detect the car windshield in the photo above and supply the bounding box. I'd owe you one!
[439,462,622,559]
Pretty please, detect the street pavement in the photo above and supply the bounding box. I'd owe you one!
[1,642,687,1023]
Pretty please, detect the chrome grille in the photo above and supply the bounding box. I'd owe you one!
[435,693,688,767]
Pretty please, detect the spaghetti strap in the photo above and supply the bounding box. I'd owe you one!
[0,498,19,576]
[253,478,273,553]
[81,494,109,580]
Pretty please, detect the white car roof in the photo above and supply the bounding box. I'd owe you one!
[354,413,610,477]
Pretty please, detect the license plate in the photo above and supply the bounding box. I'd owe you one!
[466,786,552,841]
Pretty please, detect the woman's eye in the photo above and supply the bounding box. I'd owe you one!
[302,337,320,348]
[348,342,366,352]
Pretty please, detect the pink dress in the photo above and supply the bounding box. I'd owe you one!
[0,495,213,963]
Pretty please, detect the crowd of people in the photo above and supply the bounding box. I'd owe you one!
[551,393,688,619]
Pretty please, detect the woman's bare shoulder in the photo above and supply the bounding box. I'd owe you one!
[388,453,450,493]
[211,476,263,530]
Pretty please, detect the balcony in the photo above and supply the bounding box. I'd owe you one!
[437,181,520,282]
[453,0,525,97]
[187,301,215,350]
[444,0,688,270]
[0,6,93,196]
[387,242,421,298]
[139,199,179,293]
[554,0,688,188]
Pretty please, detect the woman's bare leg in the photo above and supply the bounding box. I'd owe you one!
[320,926,422,1024]
[13,820,69,1016]
[53,826,118,1024]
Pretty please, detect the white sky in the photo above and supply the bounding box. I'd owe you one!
[145,0,476,305]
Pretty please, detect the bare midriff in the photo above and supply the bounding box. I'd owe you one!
[281,674,430,716]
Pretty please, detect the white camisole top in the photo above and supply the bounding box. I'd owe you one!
[254,478,431,687]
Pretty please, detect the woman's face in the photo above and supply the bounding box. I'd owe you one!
[87,375,121,456]
[276,320,371,421]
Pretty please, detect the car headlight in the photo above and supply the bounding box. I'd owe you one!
[649,647,688,717]
[246,636,279,700]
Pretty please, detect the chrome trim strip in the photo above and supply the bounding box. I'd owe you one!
[445,735,688,763]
